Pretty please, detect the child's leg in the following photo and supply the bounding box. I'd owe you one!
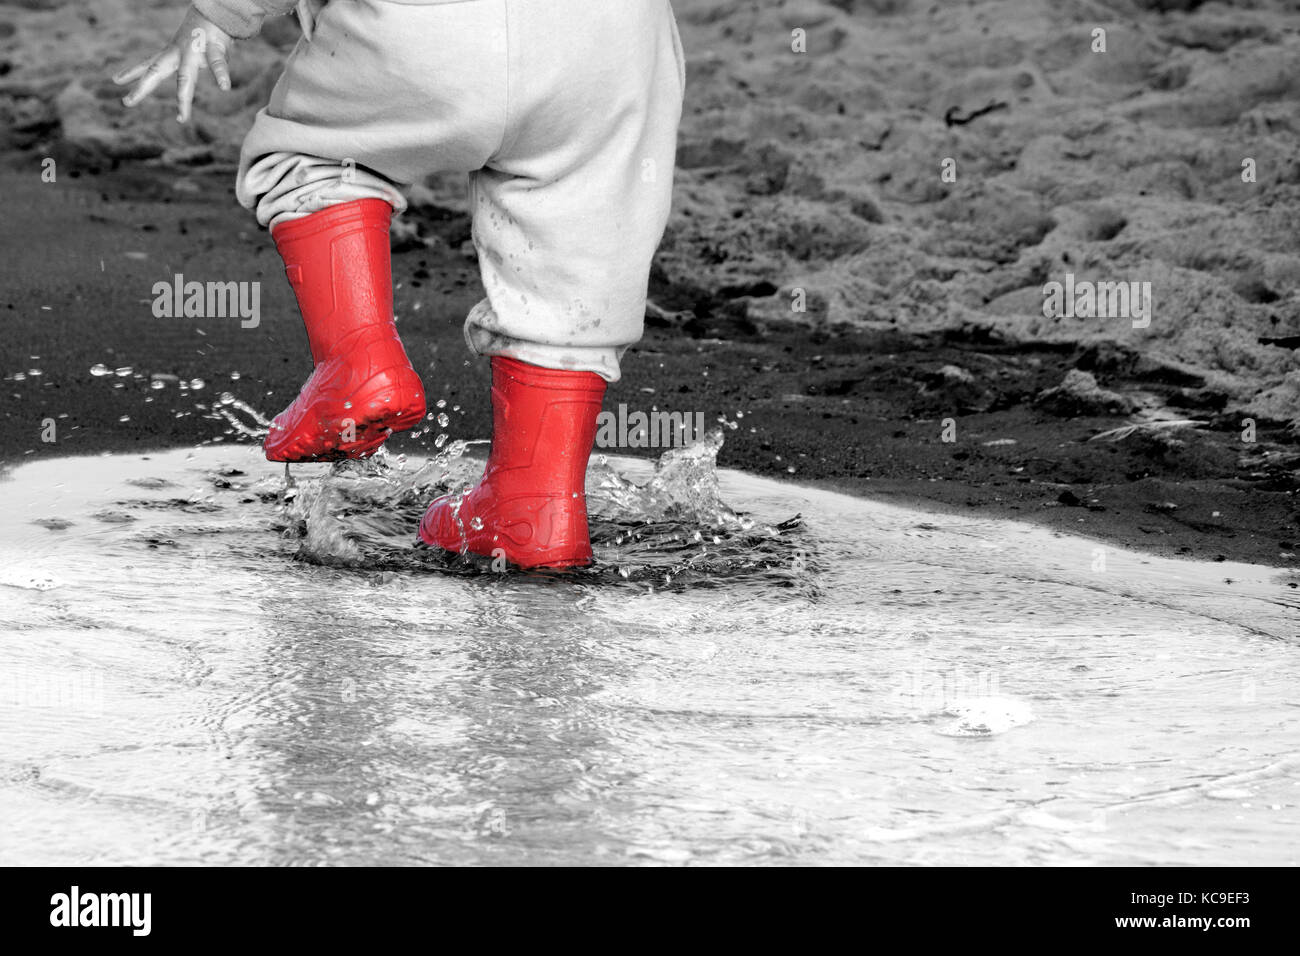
[236,0,508,460]
[462,0,686,383]
[419,0,685,566]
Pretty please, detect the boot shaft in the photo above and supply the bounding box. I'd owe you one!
[484,357,607,497]
[271,200,395,365]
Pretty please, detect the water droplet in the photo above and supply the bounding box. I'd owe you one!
[189,378,206,390]
[436,399,447,409]
[470,516,484,530]
[115,367,132,377]
[90,364,110,377]
[27,369,41,377]
[434,433,448,449]
[150,380,165,390]
[230,371,241,380]
[13,372,26,381]
[343,401,352,409]
[437,413,449,428]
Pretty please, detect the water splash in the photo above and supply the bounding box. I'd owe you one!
[210,392,272,440]
[274,429,804,588]
[588,428,742,528]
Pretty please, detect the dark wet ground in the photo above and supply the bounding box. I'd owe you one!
[3,165,1298,568]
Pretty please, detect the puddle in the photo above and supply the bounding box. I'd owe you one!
[0,435,1297,865]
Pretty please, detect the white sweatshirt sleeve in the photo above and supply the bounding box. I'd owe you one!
[192,0,300,39]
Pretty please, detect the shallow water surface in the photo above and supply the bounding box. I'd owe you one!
[1,437,1297,865]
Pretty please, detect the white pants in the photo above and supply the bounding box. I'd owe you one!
[237,0,685,382]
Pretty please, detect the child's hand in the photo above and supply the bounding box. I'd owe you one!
[113,6,234,124]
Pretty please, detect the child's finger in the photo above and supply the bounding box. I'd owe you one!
[113,57,155,86]
[176,52,201,123]
[205,38,232,91]
[296,0,314,42]
[122,50,179,107]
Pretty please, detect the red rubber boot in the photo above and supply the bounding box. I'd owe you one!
[418,357,607,568]
[264,199,425,462]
